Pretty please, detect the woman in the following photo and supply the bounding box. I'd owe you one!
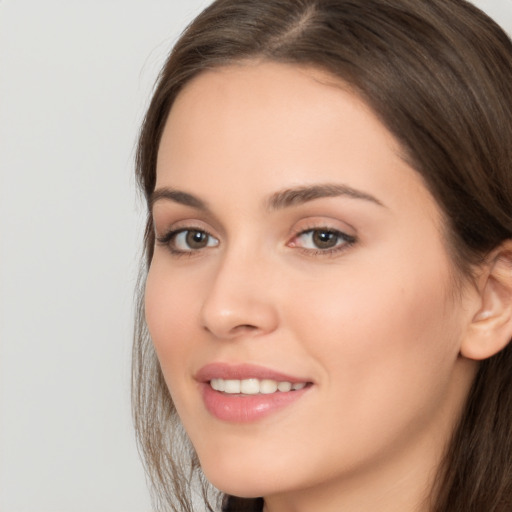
[132,1,512,511]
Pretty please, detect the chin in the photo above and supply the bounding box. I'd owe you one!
[200,455,285,498]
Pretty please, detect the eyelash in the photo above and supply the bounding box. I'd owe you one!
[155,226,356,257]
[290,227,356,257]
[156,227,219,257]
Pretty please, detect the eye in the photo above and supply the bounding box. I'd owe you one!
[290,228,355,253]
[157,228,219,254]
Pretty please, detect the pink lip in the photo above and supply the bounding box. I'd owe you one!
[195,363,312,423]
[195,362,308,383]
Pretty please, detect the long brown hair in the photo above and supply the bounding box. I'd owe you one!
[132,1,512,510]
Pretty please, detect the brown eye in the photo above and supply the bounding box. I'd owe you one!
[167,229,219,253]
[185,230,210,249]
[311,230,339,249]
[292,228,355,253]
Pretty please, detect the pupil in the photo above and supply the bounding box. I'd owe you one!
[186,230,207,248]
[313,230,337,249]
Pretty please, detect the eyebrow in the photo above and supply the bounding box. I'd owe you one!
[267,183,384,210]
[150,183,384,212]
[150,188,210,211]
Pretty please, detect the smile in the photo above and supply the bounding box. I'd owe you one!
[210,378,307,394]
[197,363,313,422]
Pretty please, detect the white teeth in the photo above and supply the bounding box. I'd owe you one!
[240,379,260,394]
[209,378,308,394]
[277,381,292,392]
[224,379,241,394]
[260,379,278,394]
[210,378,225,392]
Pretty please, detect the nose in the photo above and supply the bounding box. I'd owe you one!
[200,249,279,340]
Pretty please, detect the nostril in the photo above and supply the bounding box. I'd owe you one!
[202,323,257,335]
[232,324,259,334]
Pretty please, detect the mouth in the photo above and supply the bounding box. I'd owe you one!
[210,378,307,394]
[196,363,313,423]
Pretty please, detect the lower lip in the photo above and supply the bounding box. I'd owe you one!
[201,383,310,423]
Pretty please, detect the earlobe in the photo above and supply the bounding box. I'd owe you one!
[461,242,512,361]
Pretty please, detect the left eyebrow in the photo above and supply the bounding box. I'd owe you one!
[267,183,385,210]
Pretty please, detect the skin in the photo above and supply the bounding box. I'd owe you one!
[145,62,482,512]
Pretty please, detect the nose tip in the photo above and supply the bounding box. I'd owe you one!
[200,271,279,340]
[201,301,278,340]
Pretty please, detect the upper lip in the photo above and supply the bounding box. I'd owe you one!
[195,363,310,383]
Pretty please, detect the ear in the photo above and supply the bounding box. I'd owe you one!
[461,241,512,361]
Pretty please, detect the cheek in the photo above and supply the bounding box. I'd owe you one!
[284,255,463,425]
[144,260,199,382]
[261,262,465,487]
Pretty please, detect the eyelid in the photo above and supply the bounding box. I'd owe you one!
[291,228,355,247]
[152,204,223,237]
[155,221,220,256]
[154,216,215,239]
[287,221,357,257]
[156,227,218,244]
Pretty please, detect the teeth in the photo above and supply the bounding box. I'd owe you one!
[210,378,225,391]
[240,378,259,394]
[260,379,278,394]
[278,381,292,392]
[224,379,241,394]
[209,378,308,395]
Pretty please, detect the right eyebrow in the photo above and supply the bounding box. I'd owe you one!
[150,187,210,212]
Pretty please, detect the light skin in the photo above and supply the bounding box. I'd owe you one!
[145,62,512,512]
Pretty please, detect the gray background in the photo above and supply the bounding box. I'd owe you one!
[1,1,511,511]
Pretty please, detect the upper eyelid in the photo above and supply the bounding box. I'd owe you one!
[291,227,356,243]
[152,197,360,234]
[154,217,216,235]
[290,218,356,238]
[296,226,346,235]
[151,201,224,235]
[152,211,225,239]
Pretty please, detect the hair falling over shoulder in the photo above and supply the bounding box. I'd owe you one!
[132,1,512,510]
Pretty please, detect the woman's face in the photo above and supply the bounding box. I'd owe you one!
[145,62,478,506]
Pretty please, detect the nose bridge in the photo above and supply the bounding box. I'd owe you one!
[200,240,279,339]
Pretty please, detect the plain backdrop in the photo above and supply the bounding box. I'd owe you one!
[0,1,511,511]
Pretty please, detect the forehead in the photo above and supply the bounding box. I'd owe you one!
[161,62,394,150]
[155,61,437,223]
[159,64,398,173]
